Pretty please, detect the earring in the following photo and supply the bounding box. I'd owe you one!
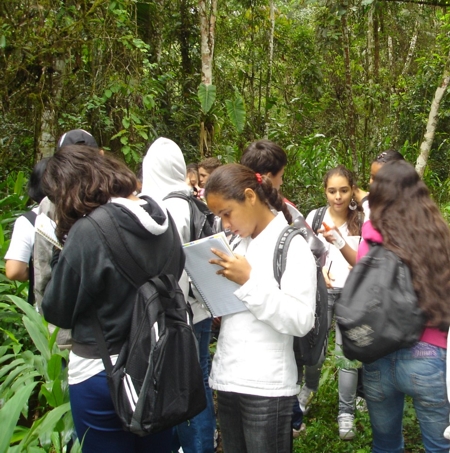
[349,199,358,211]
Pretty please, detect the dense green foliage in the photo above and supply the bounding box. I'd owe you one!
[2,0,450,211]
[1,1,449,450]
[0,174,80,452]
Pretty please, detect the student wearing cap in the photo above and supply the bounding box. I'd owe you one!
[56,129,100,150]
[34,130,102,348]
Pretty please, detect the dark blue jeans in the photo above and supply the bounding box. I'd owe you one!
[217,391,295,453]
[172,317,216,453]
[291,399,304,430]
[70,371,172,453]
[363,342,450,453]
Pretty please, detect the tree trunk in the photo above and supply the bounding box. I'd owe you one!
[341,13,358,173]
[367,4,375,86]
[416,52,450,177]
[263,0,275,138]
[37,57,66,159]
[199,0,217,157]
[402,20,419,77]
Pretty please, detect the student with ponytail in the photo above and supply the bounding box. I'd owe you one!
[204,164,317,453]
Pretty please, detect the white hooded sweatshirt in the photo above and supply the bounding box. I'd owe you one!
[141,137,211,324]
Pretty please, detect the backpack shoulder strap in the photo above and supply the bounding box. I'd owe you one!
[163,191,190,203]
[311,206,327,234]
[22,210,37,226]
[273,226,304,286]
[164,191,197,242]
[88,204,177,288]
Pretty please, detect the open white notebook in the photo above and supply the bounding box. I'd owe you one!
[183,232,248,317]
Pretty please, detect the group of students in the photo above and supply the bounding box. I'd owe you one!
[5,131,450,453]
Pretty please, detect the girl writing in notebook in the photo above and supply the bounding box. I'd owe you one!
[204,163,317,453]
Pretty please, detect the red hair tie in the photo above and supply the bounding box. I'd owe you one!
[255,173,262,184]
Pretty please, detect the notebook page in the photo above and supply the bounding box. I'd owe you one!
[183,232,248,317]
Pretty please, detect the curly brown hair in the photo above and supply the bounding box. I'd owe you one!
[369,160,450,329]
[42,146,137,242]
[204,163,292,224]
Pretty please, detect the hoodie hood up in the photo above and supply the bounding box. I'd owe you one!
[141,137,190,199]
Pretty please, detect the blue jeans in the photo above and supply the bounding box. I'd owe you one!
[70,371,172,453]
[363,342,450,453]
[292,399,304,430]
[217,391,295,453]
[172,317,215,453]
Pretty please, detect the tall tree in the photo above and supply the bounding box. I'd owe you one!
[199,0,217,156]
[416,50,450,177]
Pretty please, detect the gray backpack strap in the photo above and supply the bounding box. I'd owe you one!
[311,206,327,234]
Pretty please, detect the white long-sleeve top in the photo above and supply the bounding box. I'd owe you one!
[209,212,317,397]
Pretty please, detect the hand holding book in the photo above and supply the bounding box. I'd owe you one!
[183,232,248,317]
[208,248,251,286]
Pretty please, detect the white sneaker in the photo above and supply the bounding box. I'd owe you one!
[337,413,355,440]
[298,385,314,414]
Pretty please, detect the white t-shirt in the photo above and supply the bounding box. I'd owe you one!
[306,208,361,288]
[5,207,39,263]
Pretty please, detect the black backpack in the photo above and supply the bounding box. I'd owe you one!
[88,205,207,436]
[273,225,329,372]
[164,191,215,241]
[335,243,425,363]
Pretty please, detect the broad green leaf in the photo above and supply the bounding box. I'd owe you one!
[7,295,48,338]
[197,83,216,114]
[23,316,51,361]
[225,94,246,133]
[122,117,130,129]
[0,357,26,380]
[143,95,155,110]
[0,35,6,48]
[47,354,62,381]
[0,363,34,395]
[0,382,37,453]
[19,403,71,450]
[14,171,25,195]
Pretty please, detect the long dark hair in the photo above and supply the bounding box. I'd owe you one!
[204,163,292,224]
[369,160,450,329]
[28,157,50,203]
[323,165,363,236]
[240,139,287,176]
[42,146,137,241]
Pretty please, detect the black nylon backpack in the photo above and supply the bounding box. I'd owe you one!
[88,205,206,436]
[164,191,215,241]
[335,243,425,363]
[273,225,329,372]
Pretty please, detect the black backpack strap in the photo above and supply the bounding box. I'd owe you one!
[273,226,303,286]
[88,205,178,287]
[22,210,37,226]
[22,210,37,305]
[164,191,196,242]
[311,206,327,234]
[87,203,178,367]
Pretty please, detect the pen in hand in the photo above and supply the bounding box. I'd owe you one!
[327,261,333,279]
